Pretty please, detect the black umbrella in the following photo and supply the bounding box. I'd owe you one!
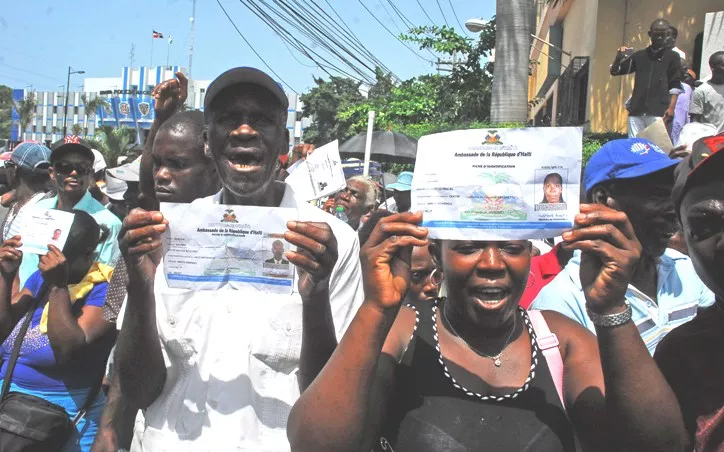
[339,130,417,162]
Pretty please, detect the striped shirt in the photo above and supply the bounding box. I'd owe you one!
[530,249,715,355]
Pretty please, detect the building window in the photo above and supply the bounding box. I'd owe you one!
[53,106,58,114]
[74,106,79,114]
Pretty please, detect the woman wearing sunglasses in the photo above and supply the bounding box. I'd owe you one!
[15,139,122,289]
[288,210,688,451]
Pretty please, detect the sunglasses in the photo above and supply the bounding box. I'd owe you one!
[54,161,92,176]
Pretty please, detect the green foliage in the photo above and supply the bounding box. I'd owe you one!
[89,125,137,167]
[300,76,364,146]
[0,85,12,141]
[81,94,111,136]
[71,123,83,137]
[582,132,627,165]
[13,92,37,137]
[301,23,496,146]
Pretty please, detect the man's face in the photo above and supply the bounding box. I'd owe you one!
[334,179,371,228]
[50,151,93,198]
[272,241,284,260]
[393,190,412,213]
[681,183,724,299]
[614,170,677,257]
[544,176,563,203]
[154,128,217,203]
[649,24,669,50]
[205,84,285,199]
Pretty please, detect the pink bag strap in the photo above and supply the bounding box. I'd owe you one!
[528,310,565,410]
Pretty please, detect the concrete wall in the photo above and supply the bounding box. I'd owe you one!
[589,0,724,132]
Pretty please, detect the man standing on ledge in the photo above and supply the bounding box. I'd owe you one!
[611,19,683,137]
[114,67,363,451]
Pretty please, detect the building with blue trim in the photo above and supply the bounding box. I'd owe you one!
[10,66,305,152]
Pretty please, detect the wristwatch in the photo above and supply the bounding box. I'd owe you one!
[587,301,632,328]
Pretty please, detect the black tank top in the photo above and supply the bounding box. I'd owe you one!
[376,298,576,452]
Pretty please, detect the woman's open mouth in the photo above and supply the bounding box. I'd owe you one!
[470,286,511,308]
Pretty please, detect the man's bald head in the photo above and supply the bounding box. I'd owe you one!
[649,19,671,50]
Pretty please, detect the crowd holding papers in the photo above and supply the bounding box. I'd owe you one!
[285,140,346,201]
[161,201,296,293]
[412,127,583,241]
[7,207,74,255]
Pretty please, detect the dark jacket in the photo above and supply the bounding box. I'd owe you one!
[611,46,683,117]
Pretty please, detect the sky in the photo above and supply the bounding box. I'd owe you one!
[0,0,494,95]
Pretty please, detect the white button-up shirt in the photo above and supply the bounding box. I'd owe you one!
[132,184,364,451]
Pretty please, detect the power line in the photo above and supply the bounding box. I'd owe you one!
[249,0,375,82]
[384,0,416,30]
[0,62,65,84]
[314,0,397,76]
[357,0,435,64]
[242,0,370,81]
[447,0,466,32]
[434,0,450,27]
[215,0,299,94]
[414,0,436,25]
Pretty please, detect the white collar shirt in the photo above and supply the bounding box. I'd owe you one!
[133,183,364,451]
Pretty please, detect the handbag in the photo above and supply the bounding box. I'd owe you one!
[0,287,104,451]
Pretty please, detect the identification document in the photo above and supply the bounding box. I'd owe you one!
[161,201,296,293]
[285,140,346,201]
[412,127,583,240]
[7,207,74,255]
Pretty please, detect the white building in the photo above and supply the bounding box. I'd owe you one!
[13,66,303,151]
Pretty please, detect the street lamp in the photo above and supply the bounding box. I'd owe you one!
[63,66,85,137]
[465,18,488,33]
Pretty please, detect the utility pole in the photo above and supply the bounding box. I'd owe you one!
[63,66,85,137]
[436,50,458,73]
[129,43,136,69]
[188,0,196,109]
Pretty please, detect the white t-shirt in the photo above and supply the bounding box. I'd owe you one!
[690,81,724,133]
[132,183,364,452]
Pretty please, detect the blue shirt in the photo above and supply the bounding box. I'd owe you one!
[530,249,715,355]
[18,191,122,287]
[0,271,109,390]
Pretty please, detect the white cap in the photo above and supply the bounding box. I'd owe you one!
[101,175,128,201]
[107,156,141,182]
[92,149,107,174]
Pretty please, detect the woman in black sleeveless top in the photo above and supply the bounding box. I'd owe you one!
[288,211,687,451]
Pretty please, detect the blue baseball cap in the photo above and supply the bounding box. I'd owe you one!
[583,138,679,195]
[387,171,413,191]
[10,142,52,173]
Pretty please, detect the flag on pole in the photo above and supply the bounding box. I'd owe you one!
[168,36,173,45]
[153,30,164,38]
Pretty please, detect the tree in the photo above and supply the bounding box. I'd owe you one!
[89,125,137,167]
[0,85,12,141]
[71,123,83,137]
[13,92,37,140]
[81,94,110,137]
[300,76,364,146]
[490,0,534,124]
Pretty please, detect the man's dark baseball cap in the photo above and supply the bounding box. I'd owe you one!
[50,136,95,164]
[203,67,289,114]
[672,134,724,213]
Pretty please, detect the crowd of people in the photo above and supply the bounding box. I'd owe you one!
[0,17,721,452]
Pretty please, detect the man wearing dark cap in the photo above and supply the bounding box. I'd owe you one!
[654,134,724,451]
[114,68,363,451]
[17,136,122,286]
[1,142,52,242]
[532,138,714,354]
[611,19,684,137]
